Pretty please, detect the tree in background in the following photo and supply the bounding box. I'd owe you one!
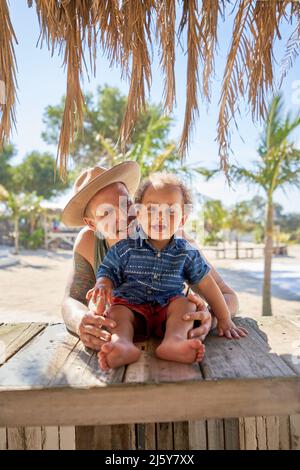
[203,200,227,245]
[42,85,196,179]
[232,94,300,316]
[197,94,300,315]
[0,186,43,254]
[0,147,69,251]
[13,151,67,199]
[0,144,15,191]
[225,202,252,259]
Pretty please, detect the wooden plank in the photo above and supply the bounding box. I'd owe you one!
[243,417,257,450]
[238,418,245,450]
[124,339,203,384]
[135,423,156,450]
[0,324,79,388]
[156,423,173,450]
[236,317,300,375]
[59,426,75,450]
[255,416,267,450]
[25,427,42,450]
[111,424,136,449]
[206,419,224,450]
[278,416,290,450]
[223,418,240,450]
[50,337,125,387]
[0,323,46,364]
[290,414,300,450]
[266,416,280,449]
[0,427,7,450]
[76,425,112,450]
[188,421,207,450]
[173,421,189,449]
[125,339,202,450]
[41,426,59,450]
[2,376,299,426]
[7,427,26,449]
[201,318,296,380]
[0,323,125,389]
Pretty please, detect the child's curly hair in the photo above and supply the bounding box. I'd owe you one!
[135,172,193,209]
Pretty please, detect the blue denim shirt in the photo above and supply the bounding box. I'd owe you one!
[96,229,211,306]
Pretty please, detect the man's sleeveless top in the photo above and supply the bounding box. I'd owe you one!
[93,233,109,275]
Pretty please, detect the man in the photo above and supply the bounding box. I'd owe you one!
[61,162,246,351]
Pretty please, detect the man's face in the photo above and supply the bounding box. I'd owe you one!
[84,182,136,240]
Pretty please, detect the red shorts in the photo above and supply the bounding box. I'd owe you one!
[110,296,182,342]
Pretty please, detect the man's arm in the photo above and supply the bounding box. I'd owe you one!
[61,229,115,350]
[61,251,96,335]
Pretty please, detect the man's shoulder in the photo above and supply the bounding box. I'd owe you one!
[73,227,95,264]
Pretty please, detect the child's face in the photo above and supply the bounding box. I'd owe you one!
[137,184,186,241]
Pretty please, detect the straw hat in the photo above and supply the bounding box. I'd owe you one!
[61,161,141,227]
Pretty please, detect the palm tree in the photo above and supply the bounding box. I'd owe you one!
[197,93,300,315]
[225,202,252,260]
[0,186,43,254]
[96,112,200,182]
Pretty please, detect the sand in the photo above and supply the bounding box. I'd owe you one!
[0,244,299,325]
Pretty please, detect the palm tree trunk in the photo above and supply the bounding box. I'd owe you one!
[13,216,19,255]
[235,233,239,259]
[262,199,273,316]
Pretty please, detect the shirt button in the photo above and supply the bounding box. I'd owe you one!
[157,252,161,257]
[147,289,152,294]
[153,274,158,279]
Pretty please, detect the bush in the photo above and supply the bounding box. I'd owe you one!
[20,228,45,250]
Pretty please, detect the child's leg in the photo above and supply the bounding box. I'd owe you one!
[155,297,205,364]
[98,305,141,371]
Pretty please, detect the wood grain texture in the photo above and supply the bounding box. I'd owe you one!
[41,426,59,450]
[236,317,300,375]
[201,319,295,380]
[188,421,207,450]
[59,426,75,450]
[0,427,7,450]
[0,323,46,365]
[1,376,300,426]
[290,414,300,450]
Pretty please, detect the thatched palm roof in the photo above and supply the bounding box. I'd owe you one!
[0,0,300,179]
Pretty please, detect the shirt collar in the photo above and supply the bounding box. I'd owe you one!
[135,225,185,251]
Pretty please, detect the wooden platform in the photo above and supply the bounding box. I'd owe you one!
[0,317,300,450]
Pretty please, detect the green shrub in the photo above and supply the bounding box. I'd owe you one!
[20,228,45,250]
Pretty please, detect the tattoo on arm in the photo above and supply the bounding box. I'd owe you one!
[67,252,96,306]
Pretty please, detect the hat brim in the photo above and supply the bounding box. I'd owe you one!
[61,161,141,227]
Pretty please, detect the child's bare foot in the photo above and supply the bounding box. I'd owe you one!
[98,340,141,371]
[155,336,205,364]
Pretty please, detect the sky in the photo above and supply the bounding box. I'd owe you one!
[6,0,300,212]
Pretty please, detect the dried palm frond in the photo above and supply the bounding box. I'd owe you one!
[155,0,176,113]
[0,0,18,149]
[119,0,155,152]
[1,0,300,178]
[279,0,300,86]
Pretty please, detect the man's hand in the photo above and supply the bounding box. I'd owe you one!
[183,290,212,341]
[78,310,116,351]
[217,317,248,339]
